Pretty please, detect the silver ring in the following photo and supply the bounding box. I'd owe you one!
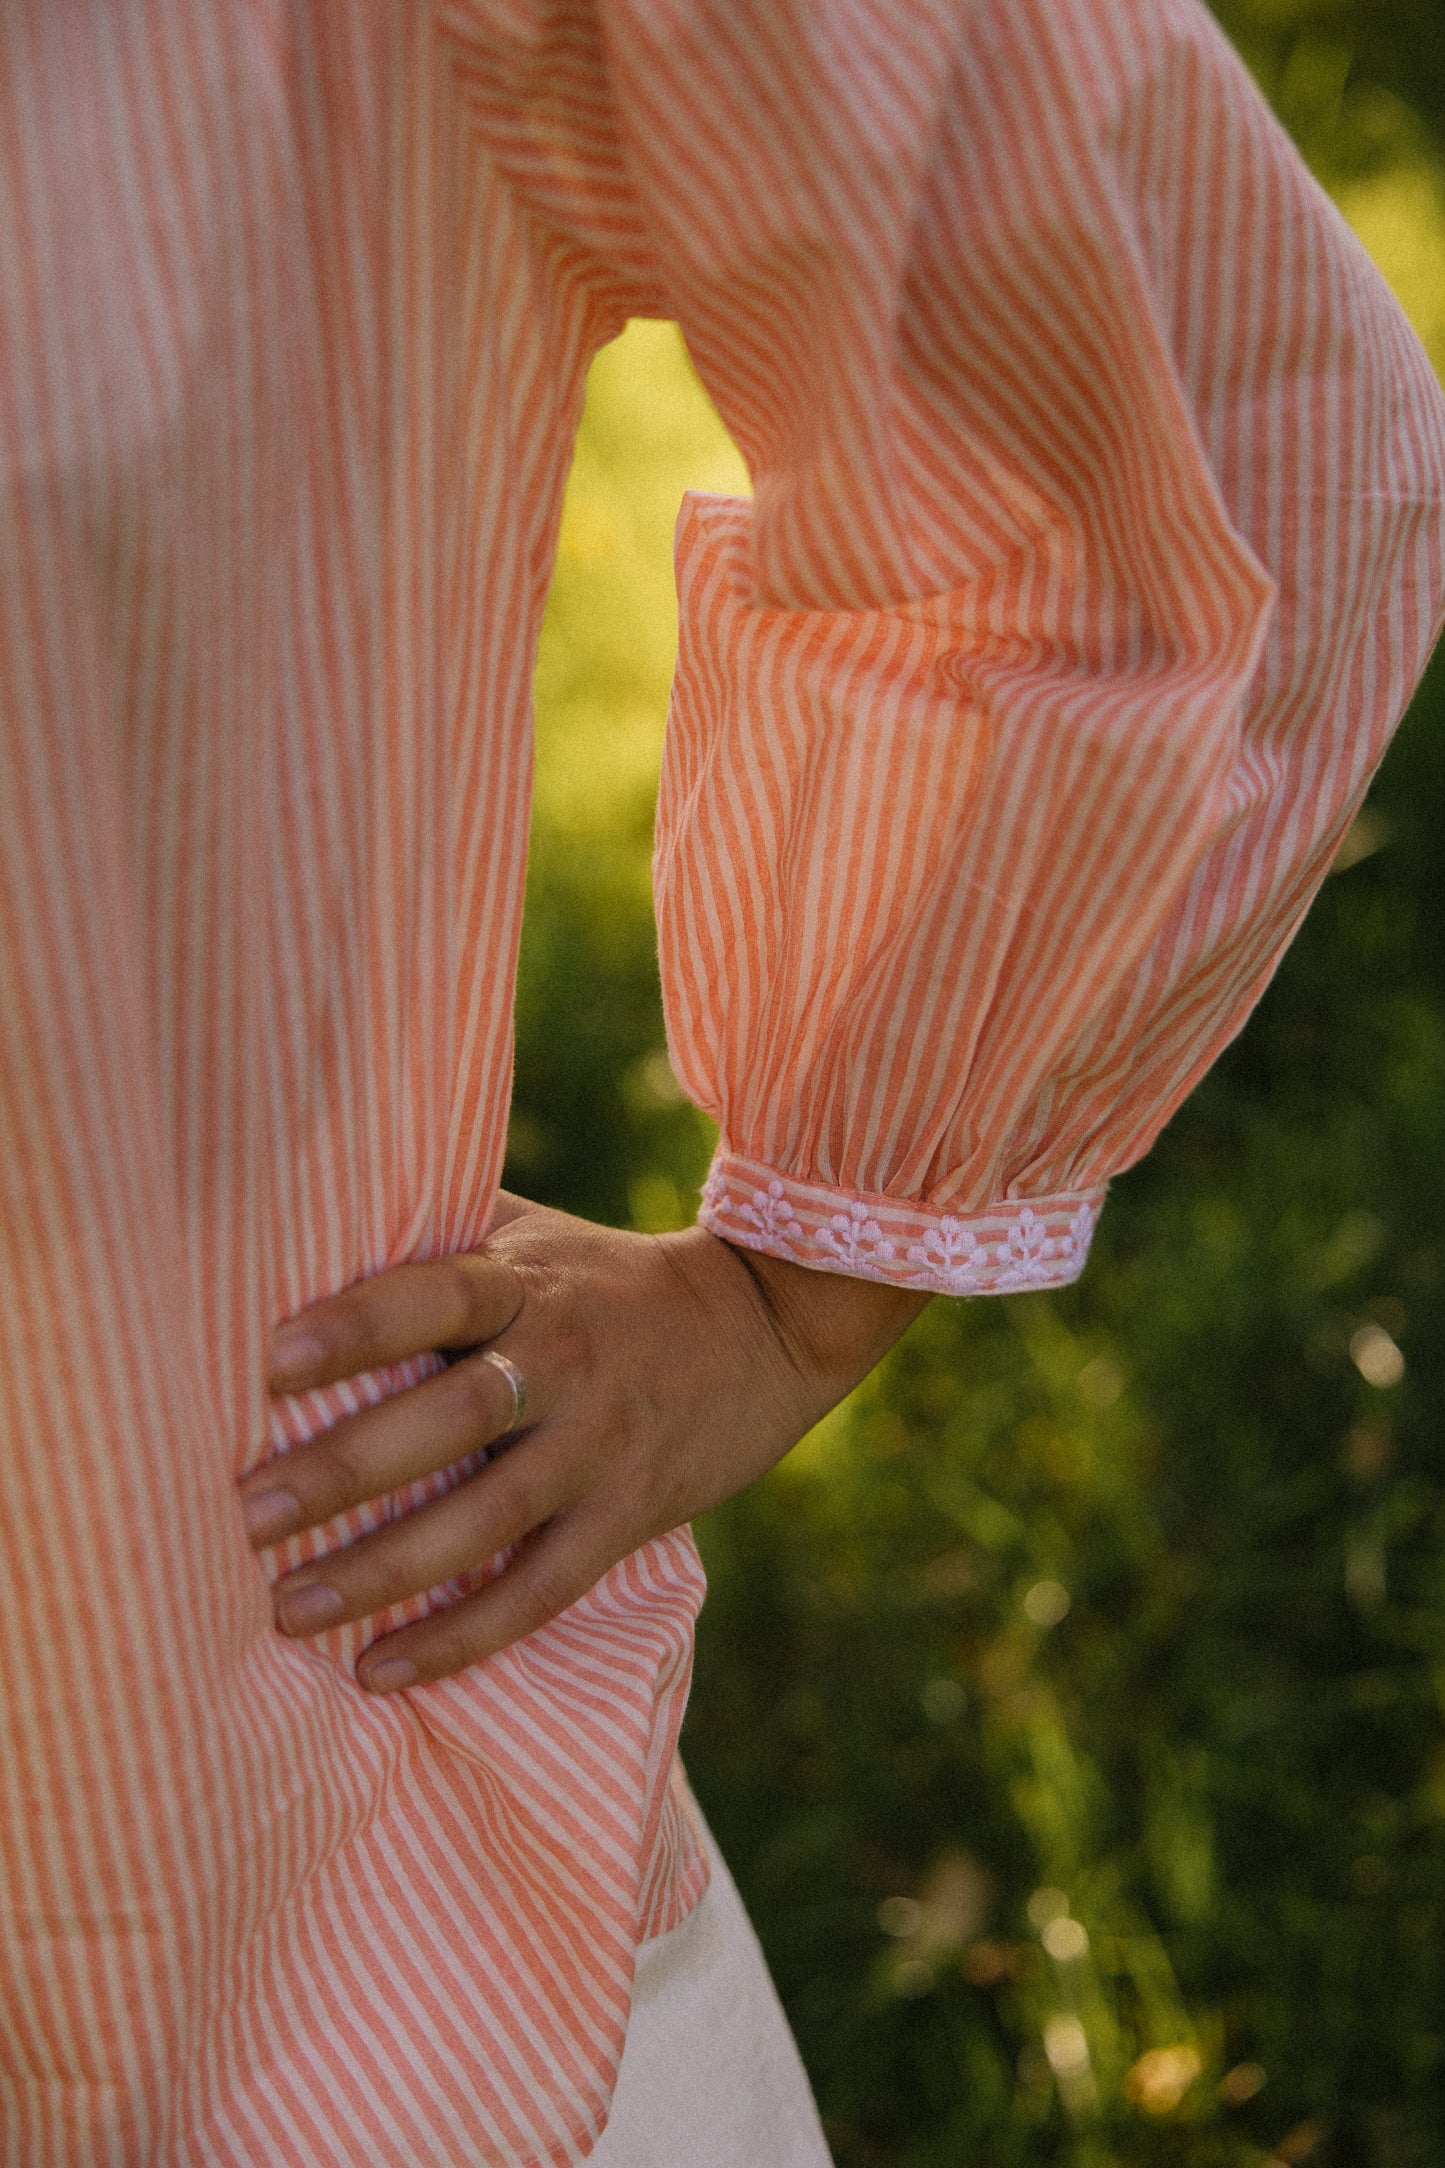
[480,1349,528,1435]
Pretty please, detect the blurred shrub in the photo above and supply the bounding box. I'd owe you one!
[510,14,1445,2162]
[507,321,737,1227]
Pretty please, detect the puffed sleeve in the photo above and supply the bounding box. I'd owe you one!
[462,0,1445,1294]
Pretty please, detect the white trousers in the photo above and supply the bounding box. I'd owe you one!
[589,1826,835,2167]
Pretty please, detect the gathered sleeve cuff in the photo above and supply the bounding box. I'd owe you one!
[699,1152,1105,1297]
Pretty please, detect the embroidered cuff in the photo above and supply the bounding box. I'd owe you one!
[698,1151,1105,1297]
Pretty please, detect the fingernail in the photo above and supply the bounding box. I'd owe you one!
[360,1656,418,1694]
[276,1582,343,1634]
[270,1325,324,1390]
[241,1486,301,1546]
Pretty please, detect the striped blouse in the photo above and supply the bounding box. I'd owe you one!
[1,0,1442,2160]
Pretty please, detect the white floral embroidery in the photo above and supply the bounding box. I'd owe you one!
[982,1203,1058,1290]
[906,1216,989,1294]
[741,1177,803,1248]
[818,1198,895,1271]
[1007,1205,1049,1268]
[705,1164,1099,1298]
[1054,1200,1096,1273]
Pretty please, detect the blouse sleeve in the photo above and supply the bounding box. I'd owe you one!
[459,0,1445,1295]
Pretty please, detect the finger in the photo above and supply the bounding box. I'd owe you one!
[269,1254,523,1392]
[268,1427,574,1638]
[239,1346,549,1547]
[354,1508,615,1691]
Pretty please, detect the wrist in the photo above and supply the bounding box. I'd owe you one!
[725,1240,929,1395]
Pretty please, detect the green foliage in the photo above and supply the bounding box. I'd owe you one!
[509,20,1445,2161]
[1213,0,1445,178]
[507,321,738,1226]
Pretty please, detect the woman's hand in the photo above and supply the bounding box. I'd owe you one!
[238,1193,928,1692]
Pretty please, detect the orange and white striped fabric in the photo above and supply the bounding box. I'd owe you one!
[0,0,1441,2160]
